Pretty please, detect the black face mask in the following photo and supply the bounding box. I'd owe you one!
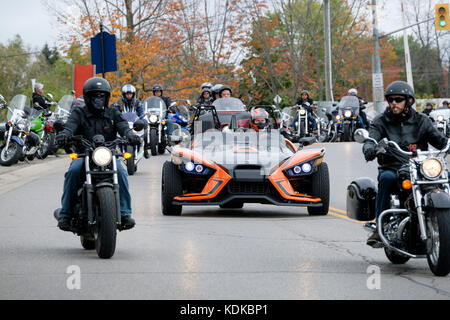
[91,95,106,111]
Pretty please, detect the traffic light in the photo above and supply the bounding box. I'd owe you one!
[435,4,450,31]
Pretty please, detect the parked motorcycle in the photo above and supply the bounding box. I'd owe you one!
[144,96,167,156]
[0,95,40,166]
[347,129,450,276]
[30,104,55,160]
[53,135,132,259]
[337,95,363,142]
[120,112,145,175]
[51,95,75,154]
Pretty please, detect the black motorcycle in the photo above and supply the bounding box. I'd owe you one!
[337,95,363,142]
[347,129,450,276]
[54,135,131,259]
[143,96,168,156]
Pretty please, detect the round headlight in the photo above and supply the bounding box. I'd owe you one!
[149,115,158,123]
[293,166,302,174]
[92,147,112,166]
[344,110,352,118]
[302,163,312,173]
[299,109,306,115]
[335,115,341,120]
[195,164,204,173]
[422,158,443,179]
[438,115,444,122]
[185,162,195,172]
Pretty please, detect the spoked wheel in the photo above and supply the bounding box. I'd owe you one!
[36,133,52,159]
[0,140,21,166]
[426,208,450,276]
[94,187,117,259]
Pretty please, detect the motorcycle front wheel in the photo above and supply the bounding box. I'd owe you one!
[426,208,450,276]
[126,145,136,176]
[0,140,21,166]
[150,128,158,156]
[94,187,117,259]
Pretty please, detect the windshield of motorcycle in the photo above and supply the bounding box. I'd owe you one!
[7,94,31,121]
[338,96,360,115]
[55,95,73,117]
[144,96,167,117]
[212,97,246,111]
[430,108,450,121]
[177,105,190,122]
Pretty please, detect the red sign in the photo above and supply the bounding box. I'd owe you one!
[73,65,95,98]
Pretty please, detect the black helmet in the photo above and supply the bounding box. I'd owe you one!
[443,100,449,105]
[152,84,163,94]
[384,81,415,106]
[83,77,111,112]
[219,85,232,97]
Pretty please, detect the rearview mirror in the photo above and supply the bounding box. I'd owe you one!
[354,129,369,144]
[47,93,54,100]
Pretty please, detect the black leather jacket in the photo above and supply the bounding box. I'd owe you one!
[363,107,447,172]
[32,93,50,111]
[60,106,132,146]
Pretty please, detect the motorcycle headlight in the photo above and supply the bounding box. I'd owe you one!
[92,147,112,167]
[344,110,352,118]
[336,115,342,121]
[299,109,306,115]
[149,115,158,123]
[437,115,444,122]
[421,158,443,179]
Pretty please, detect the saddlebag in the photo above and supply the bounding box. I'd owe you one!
[346,177,377,221]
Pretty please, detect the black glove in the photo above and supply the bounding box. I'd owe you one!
[128,133,141,146]
[55,133,69,147]
[363,142,377,162]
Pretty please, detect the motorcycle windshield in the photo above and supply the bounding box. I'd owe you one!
[177,105,190,123]
[122,112,139,122]
[212,97,246,111]
[280,107,294,126]
[430,109,450,120]
[7,94,31,121]
[338,96,360,116]
[55,95,73,117]
[144,96,167,117]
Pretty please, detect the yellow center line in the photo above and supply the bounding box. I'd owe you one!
[328,207,365,224]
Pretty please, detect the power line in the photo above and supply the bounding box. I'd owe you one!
[0,51,41,59]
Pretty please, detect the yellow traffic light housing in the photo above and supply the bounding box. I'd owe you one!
[435,4,450,31]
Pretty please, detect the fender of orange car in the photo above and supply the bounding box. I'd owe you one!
[172,147,231,201]
[268,149,325,202]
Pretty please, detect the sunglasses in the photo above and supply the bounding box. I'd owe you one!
[387,96,406,103]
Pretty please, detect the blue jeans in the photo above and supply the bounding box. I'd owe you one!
[60,158,132,217]
[375,170,397,222]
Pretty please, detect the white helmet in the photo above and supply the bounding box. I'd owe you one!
[348,88,358,96]
[122,84,136,99]
[201,82,213,90]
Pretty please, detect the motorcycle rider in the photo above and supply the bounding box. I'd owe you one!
[219,85,232,98]
[422,102,434,116]
[112,84,149,158]
[54,77,141,232]
[211,84,223,102]
[250,108,270,131]
[197,87,213,106]
[442,100,449,109]
[362,80,447,247]
[152,84,172,108]
[292,90,317,133]
[32,83,50,112]
[348,88,368,129]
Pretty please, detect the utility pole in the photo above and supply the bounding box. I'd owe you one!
[324,0,333,102]
[371,0,384,114]
[401,0,414,91]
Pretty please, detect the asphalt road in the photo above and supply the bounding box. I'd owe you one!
[1,142,450,300]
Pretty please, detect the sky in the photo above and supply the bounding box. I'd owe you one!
[0,0,414,50]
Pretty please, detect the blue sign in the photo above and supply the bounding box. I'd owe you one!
[91,31,117,74]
